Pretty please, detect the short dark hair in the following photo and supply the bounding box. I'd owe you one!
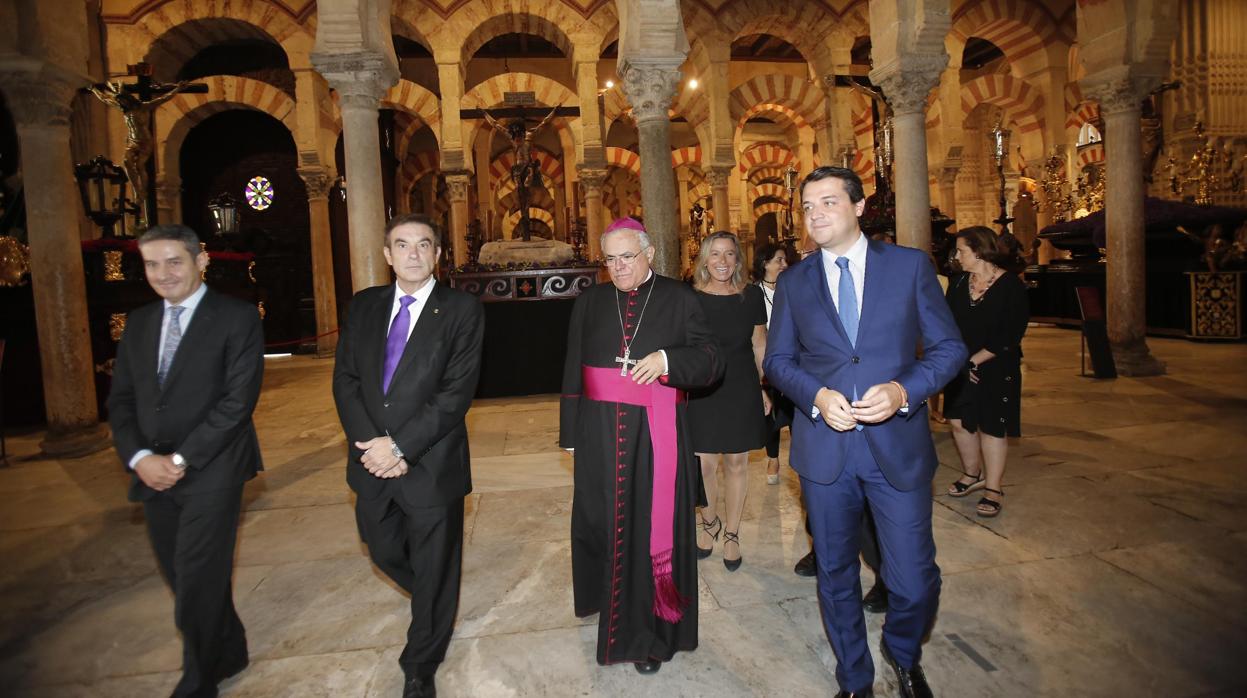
[138,224,201,259]
[384,213,442,246]
[751,241,796,282]
[800,166,865,204]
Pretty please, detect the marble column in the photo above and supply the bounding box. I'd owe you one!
[706,166,731,235]
[1,75,109,456]
[297,166,340,357]
[676,168,692,271]
[578,167,607,259]
[445,172,471,267]
[1088,76,1165,376]
[620,63,683,276]
[873,59,944,253]
[313,53,395,291]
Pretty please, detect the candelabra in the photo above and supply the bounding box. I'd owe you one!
[782,165,799,243]
[1167,121,1247,206]
[1038,149,1073,222]
[989,120,1014,235]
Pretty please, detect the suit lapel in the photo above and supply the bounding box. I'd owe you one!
[857,239,886,343]
[806,253,852,348]
[159,289,218,395]
[139,303,163,388]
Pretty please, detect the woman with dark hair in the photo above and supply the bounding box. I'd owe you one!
[752,242,795,485]
[689,231,769,570]
[944,226,1029,517]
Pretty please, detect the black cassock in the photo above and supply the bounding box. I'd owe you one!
[560,273,723,666]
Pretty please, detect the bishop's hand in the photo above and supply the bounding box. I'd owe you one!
[630,351,666,385]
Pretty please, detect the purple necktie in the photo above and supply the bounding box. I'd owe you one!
[382,295,416,393]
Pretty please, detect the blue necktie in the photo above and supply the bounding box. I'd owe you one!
[157,305,184,388]
[835,257,864,431]
[835,257,859,346]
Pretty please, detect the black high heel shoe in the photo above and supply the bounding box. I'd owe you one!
[696,515,722,559]
[723,531,742,571]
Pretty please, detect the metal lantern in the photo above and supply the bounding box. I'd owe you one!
[208,192,239,236]
[990,120,1012,168]
[73,155,131,238]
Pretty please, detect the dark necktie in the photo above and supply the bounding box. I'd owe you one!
[382,295,416,393]
[157,305,184,387]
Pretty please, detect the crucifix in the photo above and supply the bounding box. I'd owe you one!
[86,62,208,229]
[614,349,638,377]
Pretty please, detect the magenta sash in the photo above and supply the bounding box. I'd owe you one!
[582,365,688,623]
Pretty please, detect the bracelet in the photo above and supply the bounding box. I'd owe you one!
[967,360,979,371]
[888,380,908,408]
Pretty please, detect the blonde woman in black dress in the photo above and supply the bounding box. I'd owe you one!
[944,226,1029,517]
[689,232,770,570]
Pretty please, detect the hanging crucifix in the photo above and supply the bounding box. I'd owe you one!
[482,104,559,242]
[86,62,208,229]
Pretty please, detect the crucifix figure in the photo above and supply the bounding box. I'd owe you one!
[484,105,558,241]
[614,348,638,377]
[86,63,208,229]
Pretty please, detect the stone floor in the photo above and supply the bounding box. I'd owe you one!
[1,327,1245,697]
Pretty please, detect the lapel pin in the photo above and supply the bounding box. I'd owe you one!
[433,308,439,314]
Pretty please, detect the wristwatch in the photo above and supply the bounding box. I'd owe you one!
[390,440,405,460]
[171,452,188,471]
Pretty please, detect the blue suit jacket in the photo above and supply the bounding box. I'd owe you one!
[763,239,967,491]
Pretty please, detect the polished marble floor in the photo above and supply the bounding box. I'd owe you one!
[1,327,1245,697]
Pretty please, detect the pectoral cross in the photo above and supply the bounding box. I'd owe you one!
[615,348,638,376]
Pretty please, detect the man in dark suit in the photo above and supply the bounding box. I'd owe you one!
[109,224,265,698]
[764,167,966,698]
[332,213,484,698]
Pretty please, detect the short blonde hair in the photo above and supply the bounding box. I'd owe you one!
[693,231,747,293]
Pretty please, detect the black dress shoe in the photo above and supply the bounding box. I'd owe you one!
[862,581,889,614]
[834,690,874,698]
[634,659,662,674]
[402,673,437,698]
[793,550,817,577]
[880,639,932,698]
[215,655,249,682]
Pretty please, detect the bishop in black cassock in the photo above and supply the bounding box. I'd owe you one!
[560,218,722,674]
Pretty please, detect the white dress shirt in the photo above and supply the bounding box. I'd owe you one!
[821,232,868,314]
[389,278,437,342]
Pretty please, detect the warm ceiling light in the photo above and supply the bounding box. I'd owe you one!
[605,79,615,88]
[688,78,699,89]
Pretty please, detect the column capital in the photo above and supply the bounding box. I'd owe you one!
[619,61,682,126]
[870,54,947,115]
[311,51,397,108]
[1082,69,1150,116]
[577,166,608,190]
[445,171,472,200]
[0,66,84,128]
[298,166,335,200]
[705,166,732,189]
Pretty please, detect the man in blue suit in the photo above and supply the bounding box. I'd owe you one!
[764,167,966,698]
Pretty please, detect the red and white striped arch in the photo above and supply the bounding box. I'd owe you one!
[950,0,1067,66]
[739,142,796,173]
[960,74,1044,134]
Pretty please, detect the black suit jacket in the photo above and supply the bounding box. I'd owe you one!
[108,287,266,501]
[332,282,485,507]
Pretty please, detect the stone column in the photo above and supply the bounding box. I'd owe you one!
[706,166,731,235]
[297,166,340,357]
[1087,76,1165,376]
[445,172,471,267]
[312,53,396,291]
[872,58,945,252]
[154,175,182,227]
[553,181,568,241]
[574,60,605,165]
[1,75,109,456]
[620,63,683,276]
[578,167,607,259]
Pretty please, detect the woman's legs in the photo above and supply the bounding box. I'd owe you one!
[697,453,722,550]
[978,433,1008,512]
[721,452,750,562]
[948,418,985,486]
[764,430,781,483]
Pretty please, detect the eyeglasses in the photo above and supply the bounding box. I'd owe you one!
[603,251,642,266]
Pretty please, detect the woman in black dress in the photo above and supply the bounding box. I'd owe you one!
[944,226,1029,517]
[688,232,770,570]
[753,242,796,485]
